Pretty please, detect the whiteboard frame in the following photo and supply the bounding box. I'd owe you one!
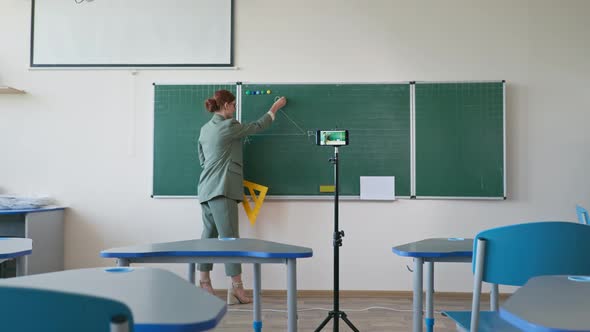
[30,0,234,68]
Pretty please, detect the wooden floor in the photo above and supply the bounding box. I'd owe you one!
[214,293,473,331]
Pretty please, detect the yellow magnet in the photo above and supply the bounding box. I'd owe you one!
[320,185,335,193]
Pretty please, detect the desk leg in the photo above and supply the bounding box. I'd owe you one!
[287,258,297,332]
[117,259,130,267]
[110,315,130,332]
[253,263,262,332]
[425,261,434,332]
[413,257,423,332]
[15,256,26,277]
[490,283,499,311]
[188,263,196,284]
[24,210,64,274]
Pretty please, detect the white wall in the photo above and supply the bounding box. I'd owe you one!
[1,0,589,292]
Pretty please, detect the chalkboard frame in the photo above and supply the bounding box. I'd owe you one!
[238,81,412,199]
[411,80,506,200]
[152,82,238,198]
[151,80,506,200]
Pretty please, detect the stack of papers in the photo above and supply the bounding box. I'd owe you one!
[0,196,53,210]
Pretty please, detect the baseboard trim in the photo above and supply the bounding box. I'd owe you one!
[213,289,509,300]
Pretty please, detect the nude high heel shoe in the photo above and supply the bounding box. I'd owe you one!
[199,279,215,295]
[227,281,252,305]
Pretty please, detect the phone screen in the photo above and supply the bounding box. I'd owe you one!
[317,130,348,146]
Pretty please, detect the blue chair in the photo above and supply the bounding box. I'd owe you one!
[0,286,134,332]
[576,205,589,224]
[443,221,590,332]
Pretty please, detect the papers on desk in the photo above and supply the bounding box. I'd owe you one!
[0,196,54,210]
[360,176,395,200]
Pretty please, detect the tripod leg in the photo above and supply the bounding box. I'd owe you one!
[340,313,360,332]
[314,312,334,332]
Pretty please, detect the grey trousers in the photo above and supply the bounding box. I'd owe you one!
[197,196,242,276]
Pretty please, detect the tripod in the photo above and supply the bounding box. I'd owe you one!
[315,147,359,332]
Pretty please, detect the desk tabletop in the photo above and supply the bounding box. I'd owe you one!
[0,267,226,332]
[0,206,65,215]
[392,238,473,258]
[0,238,32,259]
[500,275,590,332]
[101,238,313,259]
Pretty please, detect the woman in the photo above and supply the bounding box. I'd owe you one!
[197,89,287,304]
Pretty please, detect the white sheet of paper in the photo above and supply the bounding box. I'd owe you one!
[360,176,395,200]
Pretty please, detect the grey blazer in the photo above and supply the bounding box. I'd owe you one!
[198,113,273,203]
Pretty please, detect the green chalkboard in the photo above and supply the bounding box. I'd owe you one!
[152,81,505,199]
[241,84,411,196]
[153,84,236,196]
[415,82,505,197]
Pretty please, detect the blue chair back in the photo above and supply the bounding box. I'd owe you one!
[474,221,590,286]
[576,205,589,224]
[0,286,134,332]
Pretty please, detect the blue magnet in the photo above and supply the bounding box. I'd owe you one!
[104,267,134,273]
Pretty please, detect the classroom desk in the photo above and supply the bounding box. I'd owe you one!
[500,275,590,332]
[101,238,313,332]
[393,238,501,332]
[0,237,32,276]
[0,207,64,275]
[0,267,226,331]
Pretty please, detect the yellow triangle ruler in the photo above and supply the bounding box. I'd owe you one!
[242,180,269,226]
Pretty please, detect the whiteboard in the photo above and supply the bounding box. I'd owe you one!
[31,0,233,67]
